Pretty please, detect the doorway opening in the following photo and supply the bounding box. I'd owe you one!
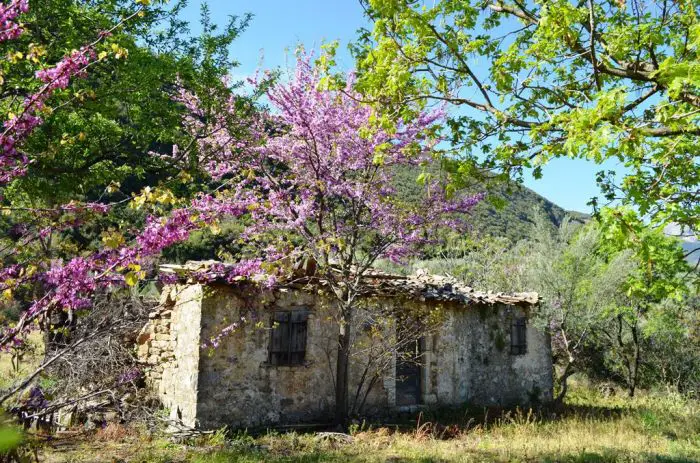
[395,337,422,406]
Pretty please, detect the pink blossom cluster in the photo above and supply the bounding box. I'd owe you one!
[201,317,245,349]
[181,55,482,270]
[0,263,22,283]
[44,257,96,310]
[223,259,277,288]
[136,209,196,255]
[35,47,93,87]
[0,0,28,42]
[158,272,179,285]
[1,42,96,183]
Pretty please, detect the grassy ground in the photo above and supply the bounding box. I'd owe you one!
[0,331,44,391]
[29,386,699,463]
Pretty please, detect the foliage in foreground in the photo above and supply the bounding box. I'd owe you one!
[33,386,700,463]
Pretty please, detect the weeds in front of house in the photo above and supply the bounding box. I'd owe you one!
[34,385,700,463]
[94,422,137,441]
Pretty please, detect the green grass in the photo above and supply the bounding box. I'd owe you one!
[35,386,699,463]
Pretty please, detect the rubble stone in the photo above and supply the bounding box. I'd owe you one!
[136,262,552,430]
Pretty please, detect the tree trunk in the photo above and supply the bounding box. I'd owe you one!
[618,313,642,398]
[616,314,635,397]
[334,308,352,428]
[628,321,641,398]
[554,361,575,403]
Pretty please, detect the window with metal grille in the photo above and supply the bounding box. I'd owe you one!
[510,317,527,355]
[268,310,308,366]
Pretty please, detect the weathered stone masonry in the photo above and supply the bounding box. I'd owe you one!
[137,283,203,426]
[137,262,553,429]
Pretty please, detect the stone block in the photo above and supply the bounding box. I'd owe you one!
[137,343,149,359]
[154,325,169,334]
[136,331,151,345]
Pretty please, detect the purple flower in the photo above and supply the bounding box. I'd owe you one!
[116,367,142,385]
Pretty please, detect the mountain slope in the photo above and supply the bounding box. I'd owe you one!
[392,167,588,243]
[165,170,589,263]
[469,182,589,242]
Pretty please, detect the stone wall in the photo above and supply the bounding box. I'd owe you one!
[137,284,203,427]
[194,285,397,429]
[138,283,552,429]
[433,304,553,406]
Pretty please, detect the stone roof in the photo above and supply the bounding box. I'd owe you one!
[159,260,538,307]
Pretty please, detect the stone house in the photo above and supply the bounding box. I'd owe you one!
[137,261,553,430]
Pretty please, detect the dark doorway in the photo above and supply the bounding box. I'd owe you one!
[395,338,422,406]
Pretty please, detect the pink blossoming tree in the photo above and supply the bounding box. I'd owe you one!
[179,56,483,424]
[0,0,480,425]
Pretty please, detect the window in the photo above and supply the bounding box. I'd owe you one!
[268,310,308,366]
[510,317,527,355]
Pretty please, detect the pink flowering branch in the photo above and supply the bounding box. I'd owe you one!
[0,5,146,184]
[0,46,94,182]
[201,316,246,350]
[0,2,169,349]
[0,0,28,43]
[0,192,260,348]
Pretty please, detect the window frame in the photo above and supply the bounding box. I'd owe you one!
[510,316,528,356]
[267,309,309,366]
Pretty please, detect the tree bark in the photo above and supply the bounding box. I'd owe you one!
[334,308,352,428]
[628,320,641,398]
[554,361,575,404]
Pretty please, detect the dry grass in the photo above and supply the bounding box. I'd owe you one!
[0,331,44,391]
[33,386,699,463]
[93,422,138,442]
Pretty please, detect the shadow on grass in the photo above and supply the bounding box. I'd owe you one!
[372,399,631,434]
[33,390,699,462]
[194,446,698,463]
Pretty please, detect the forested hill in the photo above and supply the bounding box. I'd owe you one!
[469,182,589,242]
[392,167,589,243]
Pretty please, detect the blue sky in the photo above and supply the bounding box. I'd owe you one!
[180,0,622,213]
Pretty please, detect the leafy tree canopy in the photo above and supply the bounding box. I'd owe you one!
[0,0,254,271]
[1,0,250,204]
[352,0,699,231]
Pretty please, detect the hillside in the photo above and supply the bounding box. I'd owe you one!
[469,182,589,242]
[392,167,589,243]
